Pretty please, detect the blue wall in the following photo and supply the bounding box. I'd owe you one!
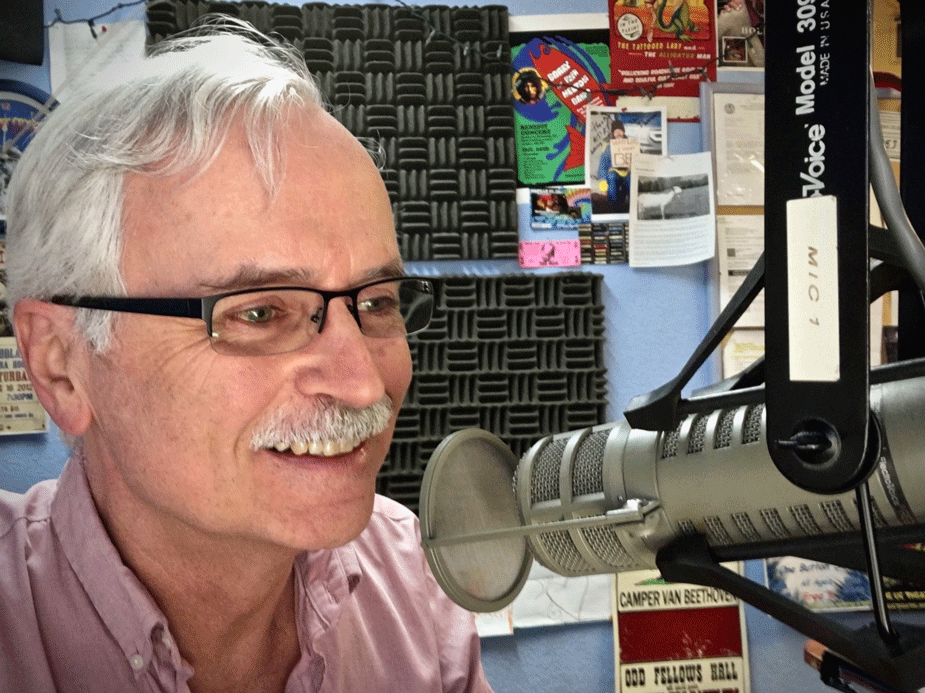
[0,2,875,692]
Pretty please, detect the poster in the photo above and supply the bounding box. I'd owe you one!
[766,552,925,613]
[608,0,717,99]
[766,558,871,612]
[614,568,750,693]
[511,15,612,188]
[585,105,666,222]
[716,0,765,70]
[0,240,10,338]
[0,239,46,434]
[722,328,764,379]
[475,563,613,638]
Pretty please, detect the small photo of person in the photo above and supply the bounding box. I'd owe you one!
[532,192,569,214]
[586,106,665,221]
[722,36,748,64]
[512,68,546,105]
[590,117,633,216]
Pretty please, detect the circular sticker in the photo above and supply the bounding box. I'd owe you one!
[617,13,644,41]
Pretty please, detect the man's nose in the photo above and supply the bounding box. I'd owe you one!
[294,299,387,409]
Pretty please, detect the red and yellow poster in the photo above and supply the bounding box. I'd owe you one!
[609,0,717,98]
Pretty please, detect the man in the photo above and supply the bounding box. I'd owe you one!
[1,22,492,693]
[591,117,632,216]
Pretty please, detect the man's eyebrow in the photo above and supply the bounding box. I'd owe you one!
[198,259,407,292]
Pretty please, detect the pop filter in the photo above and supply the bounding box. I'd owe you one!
[419,428,533,612]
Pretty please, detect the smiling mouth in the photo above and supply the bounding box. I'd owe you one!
[269,437,363,457]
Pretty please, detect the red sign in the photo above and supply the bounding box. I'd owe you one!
[609,0,717,98]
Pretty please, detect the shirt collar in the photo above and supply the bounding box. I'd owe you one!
[50,454,172,678]
[294,540,362,644]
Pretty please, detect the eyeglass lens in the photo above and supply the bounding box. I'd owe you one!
[209,278,434,356]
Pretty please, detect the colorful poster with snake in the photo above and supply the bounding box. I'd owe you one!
[608,0,717,98]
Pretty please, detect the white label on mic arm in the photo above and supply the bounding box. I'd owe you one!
[786,195,839,382]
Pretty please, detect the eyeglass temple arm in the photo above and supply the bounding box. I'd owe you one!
[51,296,208,321]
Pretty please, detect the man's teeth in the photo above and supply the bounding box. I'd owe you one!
[272,438,360,456]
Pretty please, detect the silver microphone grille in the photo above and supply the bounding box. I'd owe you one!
[521,426,643,575]
[517,394,907,577]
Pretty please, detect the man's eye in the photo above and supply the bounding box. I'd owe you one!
[240,305,277,323]
[359,295,398,313]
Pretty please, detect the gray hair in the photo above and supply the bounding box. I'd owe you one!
[4,18,325,350]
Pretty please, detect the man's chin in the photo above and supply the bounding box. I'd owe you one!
[271,489,377,553]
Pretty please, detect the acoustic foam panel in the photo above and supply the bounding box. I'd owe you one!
[146,1,519,261]
[0,0,44,66]
[382,273,608,513]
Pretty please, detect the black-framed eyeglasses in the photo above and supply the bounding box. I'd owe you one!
[51,276,437,356]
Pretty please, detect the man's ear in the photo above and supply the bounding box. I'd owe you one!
[12,299,93,437]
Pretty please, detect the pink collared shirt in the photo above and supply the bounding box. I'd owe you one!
[0,457,493,693]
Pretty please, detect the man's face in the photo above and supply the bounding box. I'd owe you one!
[82,108,411,552]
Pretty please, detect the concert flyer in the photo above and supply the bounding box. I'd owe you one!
[510,15,612,188]
[614,568,750,693]
[608,0,717,99]
[0,240,45,434]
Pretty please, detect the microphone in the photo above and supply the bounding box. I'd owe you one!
[418,373,925,614]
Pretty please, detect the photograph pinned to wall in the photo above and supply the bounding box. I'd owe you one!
[510,14,612,189]
[529,185,591,229]
[716,0,765,70]
[585,105,666,223]
[629,150,716,267]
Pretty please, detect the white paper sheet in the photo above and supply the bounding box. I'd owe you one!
[49,20,146,101]
[629,151,716,267]
[717,214,764,328]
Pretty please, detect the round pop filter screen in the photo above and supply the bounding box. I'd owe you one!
[419,429,533,613]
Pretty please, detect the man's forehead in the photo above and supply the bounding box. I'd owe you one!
[118,106,397,294]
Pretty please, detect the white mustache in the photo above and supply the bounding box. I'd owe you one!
[250,395,394,451]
